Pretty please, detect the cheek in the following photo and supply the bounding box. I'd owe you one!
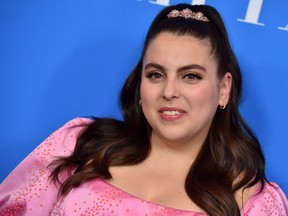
[140,80,158,102]
[140,82,156,122]
[140,82,149,101]
[186,84,219,106]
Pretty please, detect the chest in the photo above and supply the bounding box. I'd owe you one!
[107,166,203,212]
[51,179,204,216]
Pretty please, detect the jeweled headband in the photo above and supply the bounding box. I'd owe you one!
[167,8,209,22]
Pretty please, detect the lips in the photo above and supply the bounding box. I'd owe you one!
[159,107,185,121]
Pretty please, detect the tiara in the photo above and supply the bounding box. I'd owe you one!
[167,8,209,22]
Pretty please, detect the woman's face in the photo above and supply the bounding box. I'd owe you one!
[140,32,231,147]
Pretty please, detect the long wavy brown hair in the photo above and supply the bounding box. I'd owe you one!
[50,4,266,216]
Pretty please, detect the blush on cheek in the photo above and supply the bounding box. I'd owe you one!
[189,85,218,107]
[140,83,151,101]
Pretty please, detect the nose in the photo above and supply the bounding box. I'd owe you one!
[162,78,180,100]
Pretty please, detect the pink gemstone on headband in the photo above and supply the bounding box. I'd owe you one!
[168,9,179,18]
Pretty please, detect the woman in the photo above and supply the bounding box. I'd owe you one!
[0,3,287,216]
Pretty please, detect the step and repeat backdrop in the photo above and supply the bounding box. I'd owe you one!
[0,0,287,195]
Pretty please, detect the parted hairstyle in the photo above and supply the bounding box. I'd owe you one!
[50,4,267,216]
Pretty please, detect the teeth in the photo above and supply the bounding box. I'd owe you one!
[162,111,181,116]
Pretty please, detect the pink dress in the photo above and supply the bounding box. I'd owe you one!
[0,118,287,216]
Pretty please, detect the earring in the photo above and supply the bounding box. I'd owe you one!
[139,99,142,105]
[220,104,226,110]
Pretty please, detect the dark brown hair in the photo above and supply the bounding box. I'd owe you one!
[50,4,266,216]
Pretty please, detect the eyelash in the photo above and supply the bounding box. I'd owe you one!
[182,73,202,80]
[145,72,203,81]
[145,72,163,79]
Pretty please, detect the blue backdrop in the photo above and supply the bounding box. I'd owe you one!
[0,0,287,196]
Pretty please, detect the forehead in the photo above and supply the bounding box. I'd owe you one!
[143,32,215,66]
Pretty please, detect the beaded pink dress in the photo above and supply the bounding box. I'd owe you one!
[0,118,287,216]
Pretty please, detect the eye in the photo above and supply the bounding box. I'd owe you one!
[182,73,202,81]
[145,72,164,80]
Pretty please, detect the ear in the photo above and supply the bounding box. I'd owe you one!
[218,72,232,108]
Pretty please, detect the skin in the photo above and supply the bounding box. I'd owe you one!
[108,32,257,212]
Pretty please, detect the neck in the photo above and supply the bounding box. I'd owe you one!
[148,132,204,170]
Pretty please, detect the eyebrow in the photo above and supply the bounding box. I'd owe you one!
[144,62,206,73]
